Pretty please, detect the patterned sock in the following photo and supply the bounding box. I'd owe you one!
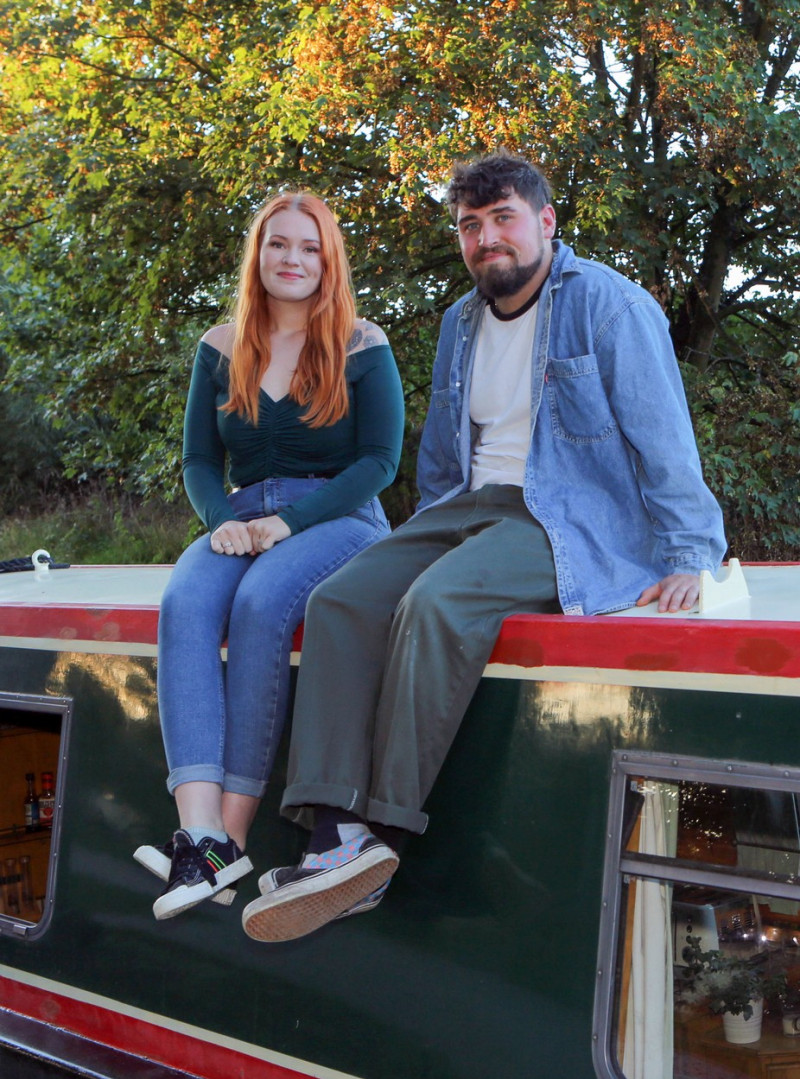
[338,821,371,843]
[307,806,365,854]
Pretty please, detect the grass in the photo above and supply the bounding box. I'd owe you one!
[0,489,196,566]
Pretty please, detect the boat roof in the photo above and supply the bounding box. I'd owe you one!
[0,563,172,610]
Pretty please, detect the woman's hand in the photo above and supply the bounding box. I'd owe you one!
[248,515,292,553]
[210,520,253,556]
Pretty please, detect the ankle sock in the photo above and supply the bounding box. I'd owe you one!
[307,806,366,854]
[338,821,371,843]
[184,827,228,846]
[306,807,408,854]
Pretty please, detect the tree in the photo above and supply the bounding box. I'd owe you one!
[1,0,798,548]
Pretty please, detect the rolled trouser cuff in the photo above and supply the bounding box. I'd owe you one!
[367,796,427,835]
[280,782,428,835]
[281,782,368,828]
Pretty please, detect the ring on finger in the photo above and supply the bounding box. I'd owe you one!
[222,541,233,548]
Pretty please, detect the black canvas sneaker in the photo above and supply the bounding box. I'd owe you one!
[153,830,252,920]
[258,866,390,919]
[134,838,237,905]
[242,833,398,941]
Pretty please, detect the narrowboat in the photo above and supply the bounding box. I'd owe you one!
[1,551,800,1079]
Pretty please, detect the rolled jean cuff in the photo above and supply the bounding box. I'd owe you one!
[223,772,267,798]
[166,763,224,795]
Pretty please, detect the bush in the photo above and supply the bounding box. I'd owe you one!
[0,487,195,567]
[685,352,800,561]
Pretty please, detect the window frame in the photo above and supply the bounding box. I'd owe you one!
[0,690,73,941]
[592,749,800,1079]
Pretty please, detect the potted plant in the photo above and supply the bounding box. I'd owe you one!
[679,935,769,1043]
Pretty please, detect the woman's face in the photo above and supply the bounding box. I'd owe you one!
[259,208,323,303]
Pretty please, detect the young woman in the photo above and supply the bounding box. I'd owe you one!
[134,193,404,920]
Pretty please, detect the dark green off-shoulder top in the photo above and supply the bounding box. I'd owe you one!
[182,340,405,534]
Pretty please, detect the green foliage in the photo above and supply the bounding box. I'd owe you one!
[678,936,790,1018]
[685,350,800,559]
[0,488,194,565]
[0,0,798,556]
[0,356,63,513]
[678,935,786,1020]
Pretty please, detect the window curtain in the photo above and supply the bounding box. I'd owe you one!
[621,782,679,1079]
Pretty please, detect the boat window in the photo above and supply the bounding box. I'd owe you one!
[594,751,800,1079]
[0,692,71,940]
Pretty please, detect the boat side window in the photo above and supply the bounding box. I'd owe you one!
[594,751,800,1079]
[0,692,71,939]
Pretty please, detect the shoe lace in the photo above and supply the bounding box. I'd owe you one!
[169,841,216,886]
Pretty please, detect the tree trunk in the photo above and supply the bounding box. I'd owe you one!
[672,201,735,373]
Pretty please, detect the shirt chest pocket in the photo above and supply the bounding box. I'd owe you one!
[545,355,617,443]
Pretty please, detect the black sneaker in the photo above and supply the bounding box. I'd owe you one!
[153,830,252,920]
[242,833,398,942]
[134,839,237,906]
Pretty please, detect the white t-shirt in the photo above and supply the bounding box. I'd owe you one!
[469,300,538,490]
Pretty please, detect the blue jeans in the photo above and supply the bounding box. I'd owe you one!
[158,477,389,798]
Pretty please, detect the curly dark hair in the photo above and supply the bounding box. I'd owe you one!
[445,149,552,220]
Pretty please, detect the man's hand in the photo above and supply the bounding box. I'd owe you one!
[210,520,253,556]
[636,573,701,613]
[248,515,292,553]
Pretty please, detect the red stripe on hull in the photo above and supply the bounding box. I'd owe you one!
[0,605,160,645]
[3,603,800,679]
[490,615,800,678]
[0,606,307,652]
[0,974,317,1079]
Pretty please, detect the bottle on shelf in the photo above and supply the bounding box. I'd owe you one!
[19,855,33,905]
[39,771,55,828]
[24,773,40,832]
[3,857,20,914]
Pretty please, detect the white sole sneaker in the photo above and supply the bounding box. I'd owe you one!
[152,832,253,921]
[257,867,390,919]
[134,843,237,906]
[242,836,398,941]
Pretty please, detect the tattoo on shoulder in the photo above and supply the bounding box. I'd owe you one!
[348,321,387,352]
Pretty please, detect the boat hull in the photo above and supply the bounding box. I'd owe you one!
[1,563,799,1078]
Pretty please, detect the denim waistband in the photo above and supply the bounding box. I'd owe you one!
[230,472,338,493]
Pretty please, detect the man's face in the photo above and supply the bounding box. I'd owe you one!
[456,193,556,305]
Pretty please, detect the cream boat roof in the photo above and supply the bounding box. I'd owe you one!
[1,559,798,622]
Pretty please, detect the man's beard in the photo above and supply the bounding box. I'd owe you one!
[471,249,543,300]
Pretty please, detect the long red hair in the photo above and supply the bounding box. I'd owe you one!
[222,192,356,428]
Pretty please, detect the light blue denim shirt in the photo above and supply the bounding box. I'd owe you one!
[416,240,727,615]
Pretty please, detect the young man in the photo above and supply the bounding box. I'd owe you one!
[241,151,726,942]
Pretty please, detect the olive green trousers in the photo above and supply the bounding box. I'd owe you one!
[281,485,560,834]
